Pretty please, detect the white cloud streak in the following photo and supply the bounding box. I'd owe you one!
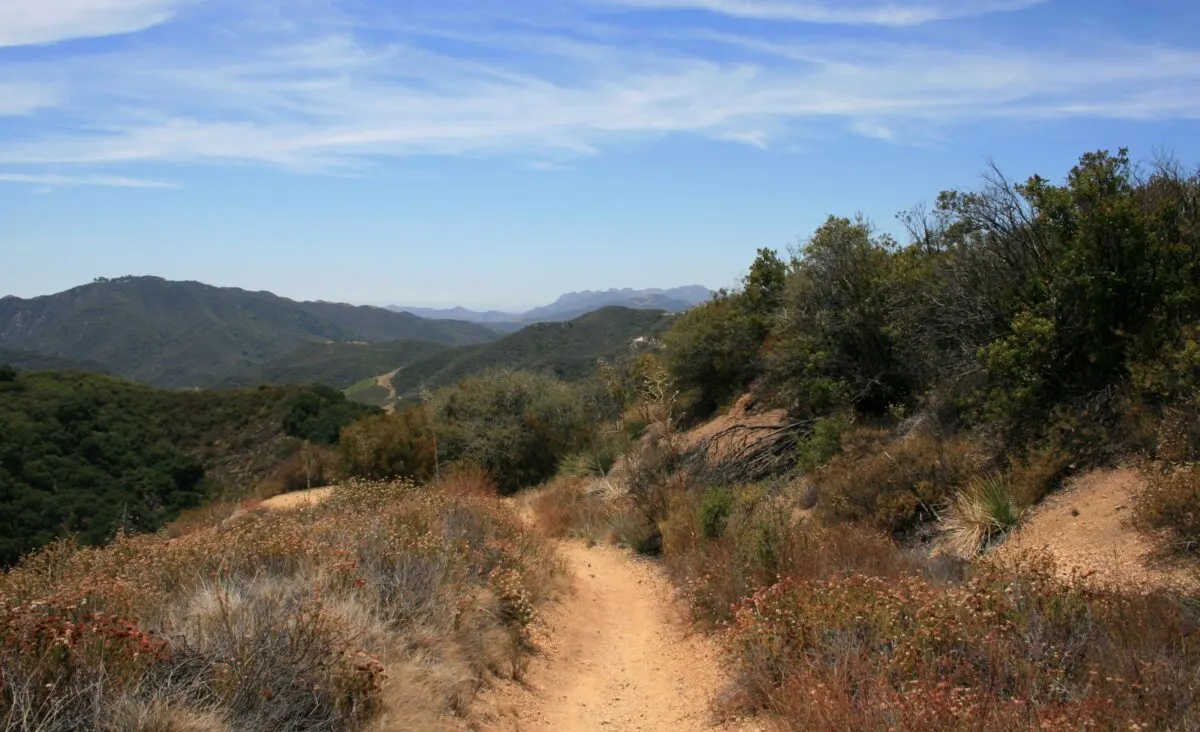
[0,2,1197,172]
[0,172,181,188]
[0,82,58,115]
[0,0,187,47]
[594,0,1048,26]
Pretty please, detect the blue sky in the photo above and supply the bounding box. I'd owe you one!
[1,0,1198,309]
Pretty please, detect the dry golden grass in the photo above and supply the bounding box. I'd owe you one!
[0,473,561,731]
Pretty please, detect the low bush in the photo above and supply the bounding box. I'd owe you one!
[426,371,596,494]
[698,486,734,539]
[815,430,982,535]
[258,441,340,496]
[339,408,437,481]
[729,556,1200,731]
[1136,464,1200,554]
[528,478,635,546]
[557,433,625,479]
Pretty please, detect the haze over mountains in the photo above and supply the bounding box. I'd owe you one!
[392,285,711,326]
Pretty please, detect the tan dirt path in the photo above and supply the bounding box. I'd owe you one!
[474,542,761,732]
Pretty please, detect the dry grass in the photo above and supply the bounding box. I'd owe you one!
[600,408,1200,731]
[0,474,561,731]
[1136,462,1200,555]
[729,552,1200,731]
[643,471,1200,731]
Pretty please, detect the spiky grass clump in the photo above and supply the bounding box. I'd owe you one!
[939,472,1024,558]
[557,440,623,479]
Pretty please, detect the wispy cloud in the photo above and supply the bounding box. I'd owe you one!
[0,0,187,48]
[0,172,181,188]
[594,0,1048,26]
[0,82,58,115]
[0,1,1196,174]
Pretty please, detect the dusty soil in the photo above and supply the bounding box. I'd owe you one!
[995,468,1197,591]
[679,394,788,461]
[473,542,761,732]
[257,486,335,510]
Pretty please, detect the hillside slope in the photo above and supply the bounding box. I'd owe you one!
[0,369,376,564]
[0,346,114,375]
[222,338,451,389]
[387,306,671,401]
[0,276,496,387]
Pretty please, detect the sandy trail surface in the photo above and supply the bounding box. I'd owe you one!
[476,542,761,732]
[995,467,1197,591]
[256,486,335,510]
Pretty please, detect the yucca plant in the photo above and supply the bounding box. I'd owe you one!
[557,441,623,479]
[939,472,1023,558]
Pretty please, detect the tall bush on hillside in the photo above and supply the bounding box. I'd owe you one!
[339,408,437,481]
[426,370,594,493]
[925,150,1200,423]
[282,384,379,444]
[764,216,918,416]
[663,248,786,418]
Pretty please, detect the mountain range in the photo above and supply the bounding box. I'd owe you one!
[0,276,496,388]
[1,277,697,391]
[391,285,711,326]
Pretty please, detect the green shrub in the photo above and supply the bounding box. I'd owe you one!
[795,412,851,471]
[698,486,733,539]
[426,370,595,494]
[764,216,920,417]
[662,293,761,418]
[282,385,378,444]
[339,408,437,481]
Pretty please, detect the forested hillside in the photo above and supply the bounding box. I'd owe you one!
[223,339,451,389]
[0,366,375,564]
[0,346,112,375]
[387,306,671,402]
[0,276,497,387]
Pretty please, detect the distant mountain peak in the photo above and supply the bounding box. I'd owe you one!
[391,285,711,326]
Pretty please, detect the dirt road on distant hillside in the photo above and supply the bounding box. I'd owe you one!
[378,368,400,413]
[476,542,760,732]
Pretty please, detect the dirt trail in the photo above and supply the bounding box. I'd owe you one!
[377,368,400,413]
[477,542,760,732]
[254,486,759,731]
[257,486,335,510]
